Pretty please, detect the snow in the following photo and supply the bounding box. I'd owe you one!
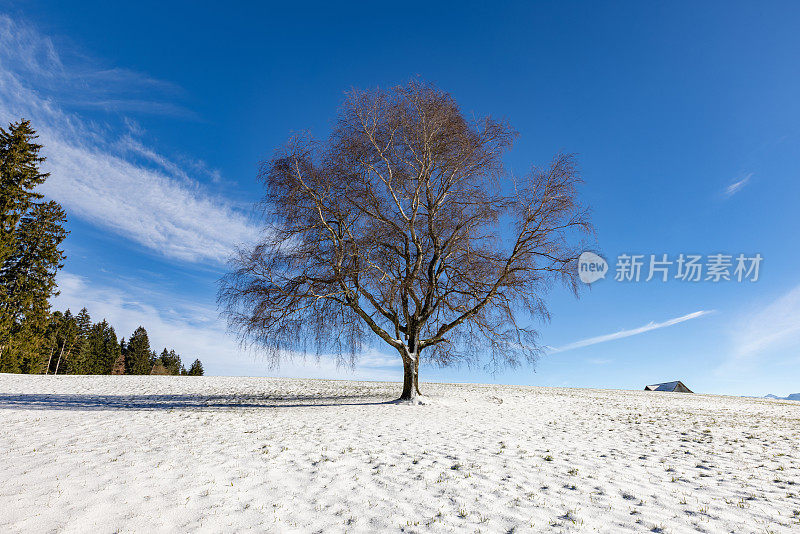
[2,374,799,533]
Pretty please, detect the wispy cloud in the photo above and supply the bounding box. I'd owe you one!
[548,310,713,354]
[0,16,190,117]
[724,173,753,197]
[0,14,259,264]
[73,99,200,120]
[53,272,402,379]
[729,284,800,359]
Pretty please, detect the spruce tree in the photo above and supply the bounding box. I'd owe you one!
[101,324,121,375]
[187,359,204,376]
[0,120,47,268]
[3,202,67,373]
[53,309,78,375]
[77,320,119,375]
[68,308,92,374]
[75,308,91,337]
[8,321,47,373]
[77,322,102,374]
[43,310,63,373]
[158,348,182,376]
[0,120,67,373]
[125,326,152,375]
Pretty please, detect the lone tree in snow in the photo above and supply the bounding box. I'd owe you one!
[219,80,591,400]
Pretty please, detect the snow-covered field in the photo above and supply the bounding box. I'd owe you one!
[2,374,799,533]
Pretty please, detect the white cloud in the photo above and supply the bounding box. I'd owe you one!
[730,284,800,359]
[52,272,402,380]
[548,310,713,354]
[0,16,188,116]
[724,173,752,197]
[0,14,259,264]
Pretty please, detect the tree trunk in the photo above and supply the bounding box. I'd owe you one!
[414,357,422,395]
[399,355,419,400]
[45,345,56,375]
[54,340,67,375]
[399,350,423,400]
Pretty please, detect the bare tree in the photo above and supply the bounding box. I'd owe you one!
[219,80,591,401]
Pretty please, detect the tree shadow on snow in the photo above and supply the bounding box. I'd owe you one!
[0,393,396,411]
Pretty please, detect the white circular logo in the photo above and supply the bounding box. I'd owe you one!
[578,251,607,284]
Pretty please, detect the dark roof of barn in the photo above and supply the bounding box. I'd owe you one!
[644,381,693,393]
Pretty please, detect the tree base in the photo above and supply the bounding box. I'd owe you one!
[393,395,430,406]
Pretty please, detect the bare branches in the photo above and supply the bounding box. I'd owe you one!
[218,80,592,380]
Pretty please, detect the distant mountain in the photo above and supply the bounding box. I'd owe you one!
[763,393,800,401]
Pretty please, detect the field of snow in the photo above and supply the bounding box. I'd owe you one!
[2,374,799,533]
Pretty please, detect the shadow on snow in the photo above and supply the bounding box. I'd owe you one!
[0,393,396,411]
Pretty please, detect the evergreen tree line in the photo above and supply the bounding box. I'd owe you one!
[0,119,202,377]
[43,307,203,376]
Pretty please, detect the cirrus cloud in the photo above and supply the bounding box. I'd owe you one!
[0,14,259,264]
[548,310,713,354]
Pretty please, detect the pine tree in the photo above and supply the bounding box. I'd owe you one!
[2,201,67,313]
[75,308,91,336]
[100,324,121,375]
[158,348,182,376]
[6,321,48,373]
[187,359,204,376]
[76,322,101,374]
[53,309,78,375]
[77,320,119,375]
[0,120,67,373]
[0,120,48,269]
[1,202,67,367]
[67,308,92,374]
[43,310,63,373]
[124,326,152,375]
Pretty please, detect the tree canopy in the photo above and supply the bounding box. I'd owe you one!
[220,81,591,400]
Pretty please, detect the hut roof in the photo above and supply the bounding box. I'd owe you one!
[644,381,693,393]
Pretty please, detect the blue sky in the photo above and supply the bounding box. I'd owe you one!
[2,1,799,395]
